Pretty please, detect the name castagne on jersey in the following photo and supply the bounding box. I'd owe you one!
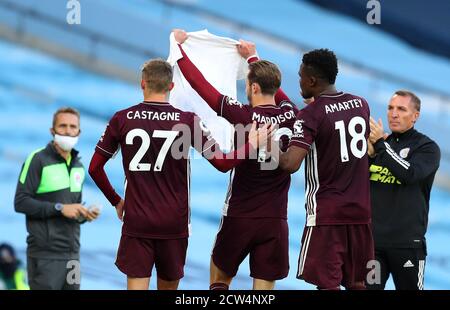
[127,110,181,121]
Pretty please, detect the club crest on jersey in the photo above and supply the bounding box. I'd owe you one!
[293,119,304,138]
[399,148,410,158]
[226,98,243,108]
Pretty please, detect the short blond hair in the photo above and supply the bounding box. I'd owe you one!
[141,59,173,93]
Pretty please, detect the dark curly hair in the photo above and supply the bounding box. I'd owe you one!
[302,49,338,84]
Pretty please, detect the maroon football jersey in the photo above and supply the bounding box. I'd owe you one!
[219,95,297,219]
[96,101,216,239]
[289,92,371,226]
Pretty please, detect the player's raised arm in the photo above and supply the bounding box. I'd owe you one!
[173,29,223,113]
[237,39,298,113]
[192,116,272,172]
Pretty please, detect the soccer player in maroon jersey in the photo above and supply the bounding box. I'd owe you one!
[173,30,297,290]
[278,49,374,290]
[88,59,271,290]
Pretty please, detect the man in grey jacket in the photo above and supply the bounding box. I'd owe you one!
[14,107,99,290]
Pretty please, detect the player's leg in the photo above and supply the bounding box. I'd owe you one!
[210,217,252,290]
[297,225,344,290]
[253,278,275,290]
[387,247,426,290]
[154,238,188,290]
[210,258,233,290]
[343,224,378,290]
[157,277,180,290]
[127,277,150,290]
[115,235,155,290]
[250,218,289,290]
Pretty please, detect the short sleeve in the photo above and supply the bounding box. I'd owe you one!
[288,107,319,151]
[96,113,121,158]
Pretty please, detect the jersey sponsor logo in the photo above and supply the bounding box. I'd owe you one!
[251,110,295,124]
[369,164,401,184]
[399,147,410,158]
[292,119,305,138]
[324,98,363,114]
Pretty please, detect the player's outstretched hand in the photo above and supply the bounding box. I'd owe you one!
[115,199,125,222]
[173,29,188,44]
[248,121,274,150]
[237,39,256,59]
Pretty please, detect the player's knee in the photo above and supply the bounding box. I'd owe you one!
[210,282,229,290]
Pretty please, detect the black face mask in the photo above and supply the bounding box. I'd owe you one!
[0,262,17,278]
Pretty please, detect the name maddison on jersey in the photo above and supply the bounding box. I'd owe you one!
[325,98,363,114]
[252,110,296,124]
[370,164,401,184]
[127,110,180,121]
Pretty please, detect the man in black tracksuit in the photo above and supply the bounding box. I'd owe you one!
[366,90,440,290]
[14,107,99,290]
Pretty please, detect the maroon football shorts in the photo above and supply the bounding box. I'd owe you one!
[212,216,289,281]
[297,224,374,289]
[115,234,188,281]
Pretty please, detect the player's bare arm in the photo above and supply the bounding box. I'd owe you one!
[279,145,308,173]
